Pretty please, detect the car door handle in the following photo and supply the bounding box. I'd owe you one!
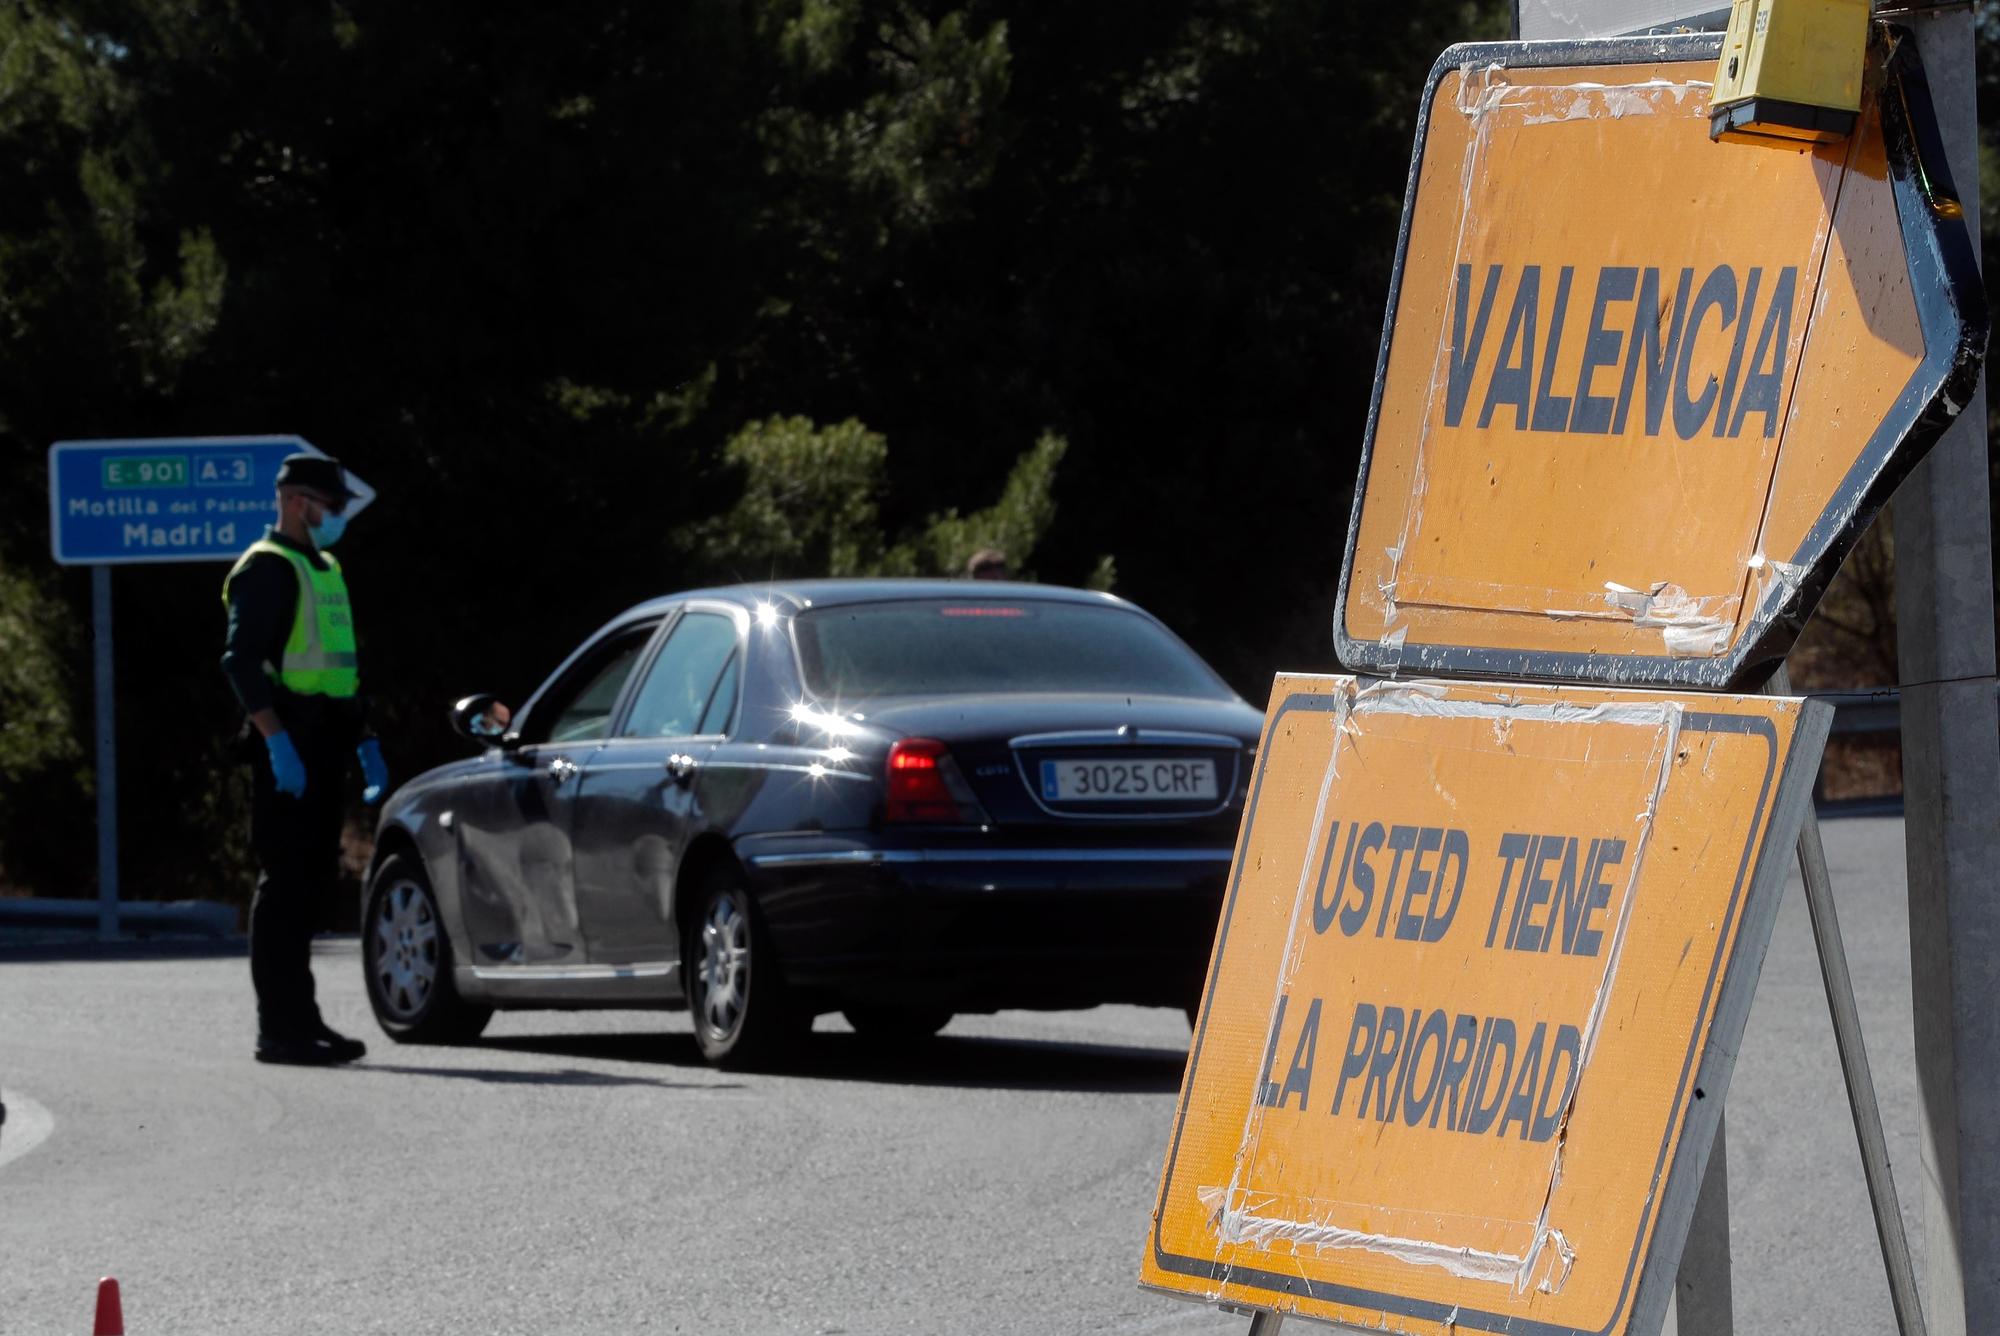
[665,753,698,785]
[547,756,579,784]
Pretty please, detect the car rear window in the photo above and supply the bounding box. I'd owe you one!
[792,599,1234,700]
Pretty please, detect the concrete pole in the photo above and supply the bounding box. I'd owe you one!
[1895,12,2000,1335]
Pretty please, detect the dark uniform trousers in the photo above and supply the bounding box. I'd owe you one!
[247,701,356,1041]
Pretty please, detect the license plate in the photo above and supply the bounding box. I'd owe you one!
[1038,757,1218,802]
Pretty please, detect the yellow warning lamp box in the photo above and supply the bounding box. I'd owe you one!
[1334,31,1984,690]
[1710,0,1869,144]
[1141,675,1830,1335]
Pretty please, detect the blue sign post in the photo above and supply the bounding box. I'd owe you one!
[46,436,373,938]
[48,435,373,565]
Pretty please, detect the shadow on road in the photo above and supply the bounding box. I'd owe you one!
[0,937,247,963]
[477,1029,1190,1094]
[359,1061,742,1092]
[798,1032,1191,1093]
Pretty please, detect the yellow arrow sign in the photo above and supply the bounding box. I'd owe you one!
[1335,31,1983,688]
[1141,674,1829,1334]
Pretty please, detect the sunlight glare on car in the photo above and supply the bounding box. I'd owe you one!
[789,700,860,738]
[805,743,856,784]
[755,601,781,630]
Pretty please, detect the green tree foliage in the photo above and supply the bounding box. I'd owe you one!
[0,0,1518,901]
[761,4,1013,239]
[695,416,897,577]
[0,560,84,894]
[689,416,1068,580]
[910,429,1066,578]
[0,3,238,898]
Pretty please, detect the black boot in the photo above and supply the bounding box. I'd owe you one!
[255,1034,345,1066]
[309,1022,367,1063]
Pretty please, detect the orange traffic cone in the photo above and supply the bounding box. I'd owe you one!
[93,1277,123,1335]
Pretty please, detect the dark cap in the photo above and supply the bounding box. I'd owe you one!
[274,452,355,504]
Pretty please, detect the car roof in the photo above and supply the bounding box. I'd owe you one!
[621,579,1140,622]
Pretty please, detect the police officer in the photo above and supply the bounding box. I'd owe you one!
[220,453,389,1065]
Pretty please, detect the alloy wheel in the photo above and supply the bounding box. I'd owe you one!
[372,877,440,1021]
[696,890,751,1041]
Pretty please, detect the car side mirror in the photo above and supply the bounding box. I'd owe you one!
[451,694,518,748]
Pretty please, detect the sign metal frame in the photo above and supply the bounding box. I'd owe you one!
[1330,30,1986,690]
[1142,675,1831,1334]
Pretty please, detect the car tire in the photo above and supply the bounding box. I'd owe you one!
[684,868,804,1068]
[364,854,492,1045]
[843,1006,953,1043]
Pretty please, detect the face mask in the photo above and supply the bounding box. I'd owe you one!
[309,509,348,549]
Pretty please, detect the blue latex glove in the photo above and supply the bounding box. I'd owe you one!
[357,738,390,806]
[265,732,307,799]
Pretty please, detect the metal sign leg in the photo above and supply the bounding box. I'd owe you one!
[1244,1311,1283,1335]
[1675,1106,1732,1334]
[1773,668,1927,1336]
[1795,789,1929,1336]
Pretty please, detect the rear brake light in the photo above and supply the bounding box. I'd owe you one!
[885,738,987,823]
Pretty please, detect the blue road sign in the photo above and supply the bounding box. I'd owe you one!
[47,436,374,565]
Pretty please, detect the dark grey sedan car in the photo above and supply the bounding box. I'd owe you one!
[363,580,1263,1066]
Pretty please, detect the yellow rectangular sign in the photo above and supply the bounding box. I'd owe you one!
[1141,674,1829,1335]
[1335,32,1983,688]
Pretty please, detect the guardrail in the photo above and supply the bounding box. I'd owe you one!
[1813,689,1905,735]
[1810,688,1907,818]
[0,898,236,939]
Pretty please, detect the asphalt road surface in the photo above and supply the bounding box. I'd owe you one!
[0,817,1925,1334]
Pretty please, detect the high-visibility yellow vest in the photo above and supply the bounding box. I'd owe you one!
[222,540,359,698]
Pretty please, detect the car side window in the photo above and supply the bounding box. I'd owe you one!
[697,653,740,736]
[623,611,741,738]
[528,628,656,746]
